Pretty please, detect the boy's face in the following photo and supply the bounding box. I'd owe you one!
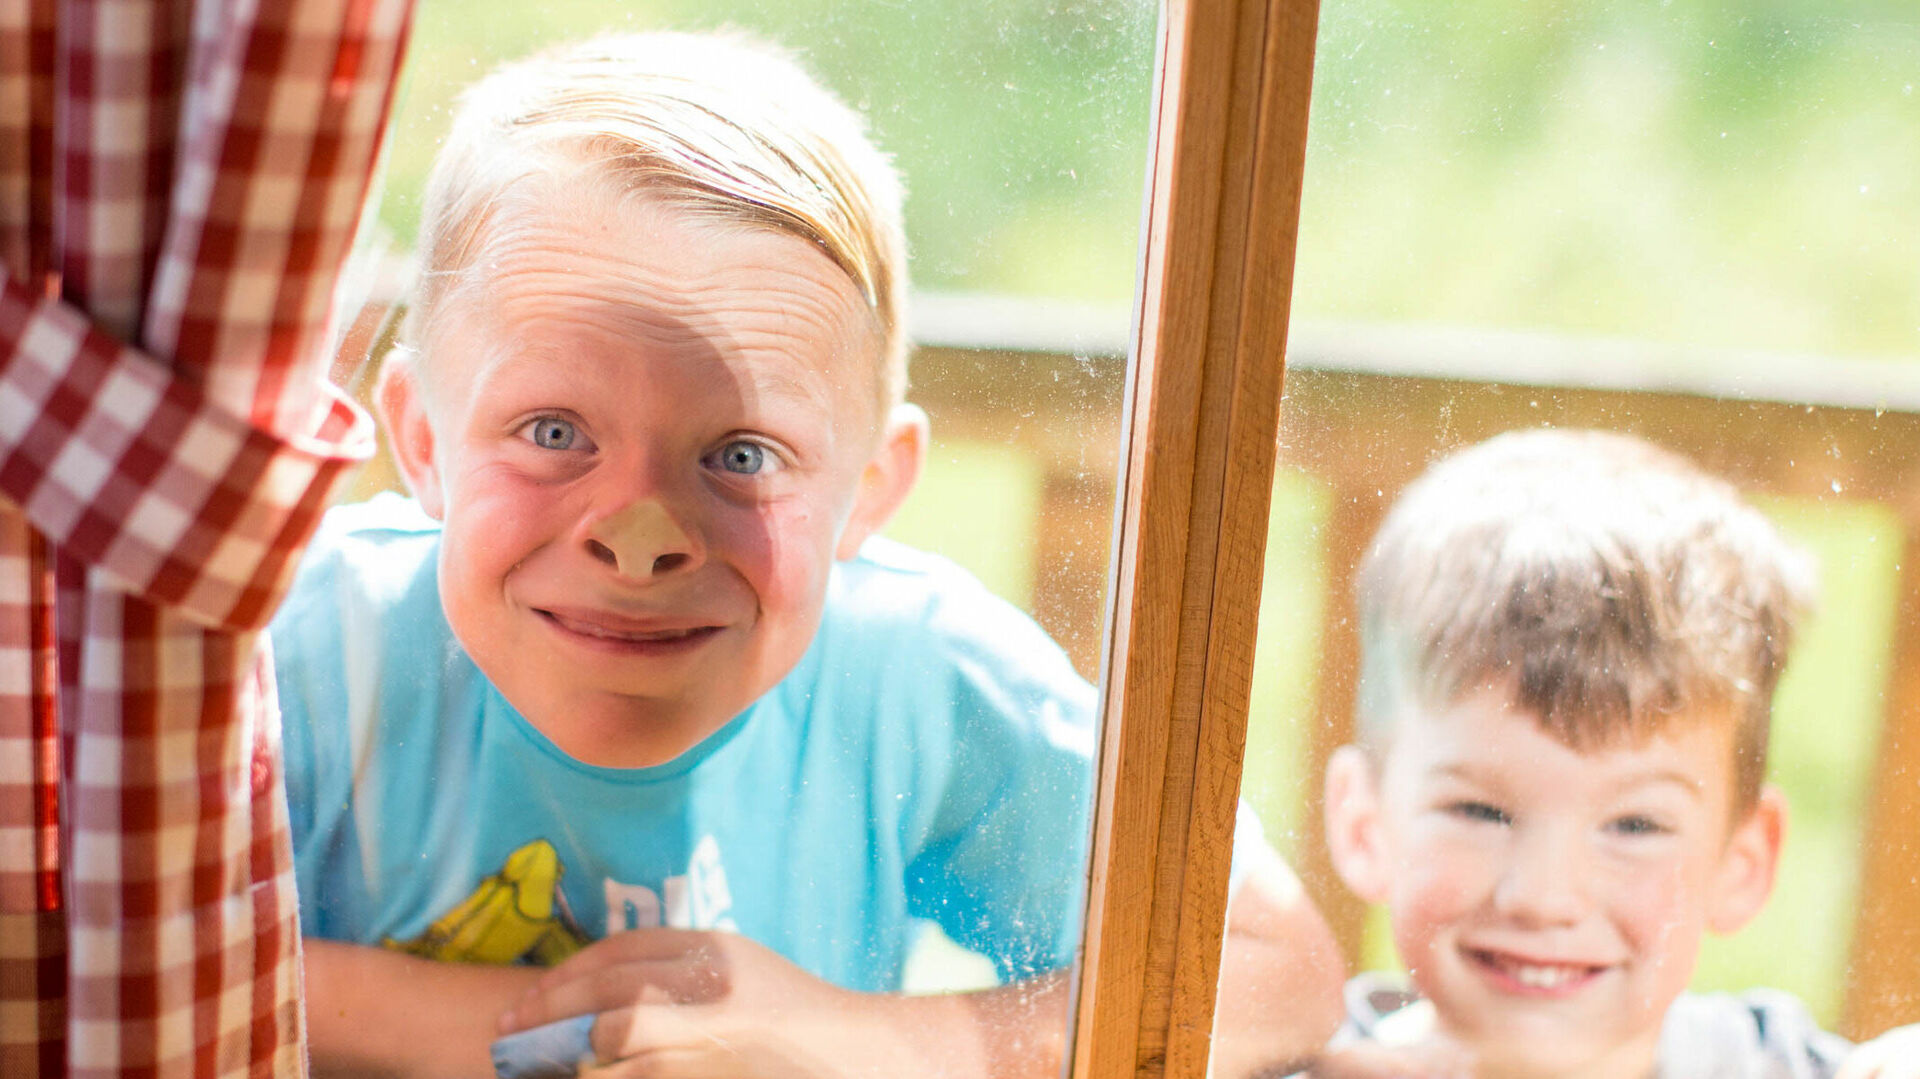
[1324,686,1783,1079]
[383,183,921,768]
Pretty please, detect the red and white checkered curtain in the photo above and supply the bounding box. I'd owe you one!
[0,1,411,1074]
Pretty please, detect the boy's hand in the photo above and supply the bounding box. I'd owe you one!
[1839,1023,1920,1079]
[498,928,992,1078]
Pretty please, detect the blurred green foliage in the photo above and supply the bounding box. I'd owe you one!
[374,0,1158,303]
[1297,1,1920,360]
[379,0,1919,363]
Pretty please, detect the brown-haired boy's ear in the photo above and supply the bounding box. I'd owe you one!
[375,352,446,520]
[1707,784,1787,935]
[1324,744,1393,904]
[834,403,927,561]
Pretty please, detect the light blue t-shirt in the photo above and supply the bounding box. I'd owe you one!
[272,494,1097,992]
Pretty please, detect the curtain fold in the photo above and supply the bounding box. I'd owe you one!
[0,1,411,1074]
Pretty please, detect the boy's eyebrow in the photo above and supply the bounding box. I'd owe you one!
[1603,768,1707,800]
[737,363,832,416]
[1428,762,1497,786]
[1426,761,1707,800]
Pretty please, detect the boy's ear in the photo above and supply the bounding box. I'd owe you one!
[1324,744,1393,904]
[835,403,927,561]
[375,352,446,520]
[1708,784,1787,935]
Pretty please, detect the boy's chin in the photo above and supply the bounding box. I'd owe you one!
[520,692,741,769]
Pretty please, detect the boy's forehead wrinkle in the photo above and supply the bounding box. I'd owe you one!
[472,329,833,416]
[474,239,871,371]
[476,263,848,354]
[438,188,885,429]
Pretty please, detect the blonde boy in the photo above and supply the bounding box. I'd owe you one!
[273,32,1341,1078]
[1317,428,1851,1077]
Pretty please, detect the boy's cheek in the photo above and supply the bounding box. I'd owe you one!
[1388,839,1510,950]
[1393,868,1481,938]
[443,491,545,577]
[718,499,842,601]
[1608,861,1698,944]
[1397,824,1494,891]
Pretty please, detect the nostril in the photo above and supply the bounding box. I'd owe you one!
[587,539,618,567]
[652,552,689,575]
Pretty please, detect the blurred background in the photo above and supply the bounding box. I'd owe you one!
[339,0,1920,1038]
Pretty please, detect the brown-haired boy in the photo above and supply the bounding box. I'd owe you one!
[1315,427,1870,1077]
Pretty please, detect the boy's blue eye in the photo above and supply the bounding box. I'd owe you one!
[715,440,767,474]
[528,417,577,450]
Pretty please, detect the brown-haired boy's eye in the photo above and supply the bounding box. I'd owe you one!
[1449,801,1511,826]
[1610,814,1667,837]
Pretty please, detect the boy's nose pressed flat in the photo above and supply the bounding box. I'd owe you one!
[591,498,697,577]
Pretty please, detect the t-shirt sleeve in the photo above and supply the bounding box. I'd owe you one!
[269,494,442,942]
[881,557,1099,983]
[269,510,361,938]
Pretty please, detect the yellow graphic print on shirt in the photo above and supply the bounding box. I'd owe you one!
[383,838,591,965]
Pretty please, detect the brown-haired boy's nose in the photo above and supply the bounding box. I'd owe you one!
[1493,834,1588,928]
[586,498,702,579]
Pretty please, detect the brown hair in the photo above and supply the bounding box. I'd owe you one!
[402,31,909,408]
[1354,427,1816,808]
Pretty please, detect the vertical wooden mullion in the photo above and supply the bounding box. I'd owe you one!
[1164,0,1323,1073]
[1072,0,1322,1075]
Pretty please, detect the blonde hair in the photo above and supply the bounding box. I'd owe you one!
[1355,428,1816,808]
[404,31,909,406]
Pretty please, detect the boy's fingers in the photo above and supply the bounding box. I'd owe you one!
[580,1047,728,1079]
[590,1003,656,1062]
[500,958,725,1034]
[502,930,727,1033]
[585,1004,722,1076]
[544,929,723,987]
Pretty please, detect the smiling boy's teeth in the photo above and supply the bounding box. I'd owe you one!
[1509,962,1579,988]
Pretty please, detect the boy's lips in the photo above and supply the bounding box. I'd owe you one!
[534,607,724,651]
[1462,946,1610,997]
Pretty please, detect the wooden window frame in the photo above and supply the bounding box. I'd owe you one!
[1071,0,1322,1075]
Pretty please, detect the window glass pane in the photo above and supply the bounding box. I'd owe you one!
[301,1,1155,1072]
[1232,1,1920,1073]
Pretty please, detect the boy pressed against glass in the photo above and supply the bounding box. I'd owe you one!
[1313,428,1857,1078]
[274,32,1342,1078]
